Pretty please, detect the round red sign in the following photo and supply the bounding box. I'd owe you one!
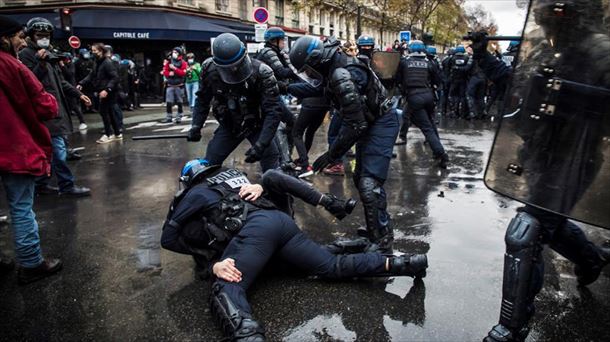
[68,35,81,49]
[253,7,269,24]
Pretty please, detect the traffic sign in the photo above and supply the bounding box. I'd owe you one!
[255,24,268,43]
[399,31,411,43]
[68,35,81,49]
[253,7,269,24]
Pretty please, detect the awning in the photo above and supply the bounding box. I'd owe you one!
[3,8,255,42]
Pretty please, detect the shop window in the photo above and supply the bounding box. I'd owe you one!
[253,0,268,8]
[216,0,229,13]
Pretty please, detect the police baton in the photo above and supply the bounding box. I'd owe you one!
[463,33,522,42]
[132,134,189,141]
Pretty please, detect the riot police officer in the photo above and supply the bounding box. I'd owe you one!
[356,34,375,60]
[289,35,398,251]
[465,45,487,119]
[448,45,471,117]
[468,1,610,340]
[161,160,429,341]
[439,48,455,116]
[395,40,448,168]
[256,27,299,167]
[187,33,282,171]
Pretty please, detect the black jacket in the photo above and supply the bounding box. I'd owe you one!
[192,58,282,150]
[79,56,119,92]
[19,41,80,136]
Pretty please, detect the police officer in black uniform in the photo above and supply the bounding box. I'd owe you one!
[289,35,399,251]
[187,33,282,171]
[448,45,471,117]
[469,1,610,340]
[161,160,429,341]
[256,27,299,166]
[439,48,455,116]
[356,35,375,60]
[465,45,487,119]
[395,40,448,168]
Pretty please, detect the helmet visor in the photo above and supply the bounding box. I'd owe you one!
[296,65,323,88]
[31,22,53,33]
[215,54,254,85]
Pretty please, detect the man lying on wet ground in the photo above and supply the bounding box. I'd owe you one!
[160,159,428,341]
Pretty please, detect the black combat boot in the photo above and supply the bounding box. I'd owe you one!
[320,194,357,220]
[484,324,529,342]
[574,247,610,286]
[386,254,428,278]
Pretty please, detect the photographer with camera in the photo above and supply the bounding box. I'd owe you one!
[19,17,91,197]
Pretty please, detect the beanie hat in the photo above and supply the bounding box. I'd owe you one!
[0,15,23,38]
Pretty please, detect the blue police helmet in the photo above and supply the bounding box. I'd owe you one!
[508,40,520,52]
[264,27,286,42]
[180,159,221,187]
[426,46,437,55]
[356,35,375,47]
[454,45,466,54]
[408,40,426,54]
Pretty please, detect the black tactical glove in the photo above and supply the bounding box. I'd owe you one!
[469,31,489,60]
[187,126,202,142]
[312,152,333,173]
[244,143,264,163]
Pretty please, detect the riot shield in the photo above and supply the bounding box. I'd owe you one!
[484,0,610,229]
[370,51,401,80]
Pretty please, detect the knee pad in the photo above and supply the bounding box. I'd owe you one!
[500,212,543,330]
[357,177,382,205]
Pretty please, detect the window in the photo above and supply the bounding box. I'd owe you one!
[216,0,229,12]
[275,0,284,26]
[319,9,325,26]
[291,8,300,28]
[253,0,268,7]
[329,12,335,28]
[239,0,248,19]
[320,27,325,36]
[178,0,194,5]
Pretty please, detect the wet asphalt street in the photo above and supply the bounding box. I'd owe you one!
[1,109,609,342]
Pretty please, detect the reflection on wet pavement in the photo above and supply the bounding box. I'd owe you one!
[0,117,608,341]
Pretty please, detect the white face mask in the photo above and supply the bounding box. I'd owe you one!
[188,59,194,64]
[37,38,50,49]
[172,52,179,59]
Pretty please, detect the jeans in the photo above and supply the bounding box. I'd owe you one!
[37,136,75,192]
[185,82,199,109]
[1,173,43,268]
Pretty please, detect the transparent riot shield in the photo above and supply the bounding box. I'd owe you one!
[484,0,610,229]
[370,51,401,80]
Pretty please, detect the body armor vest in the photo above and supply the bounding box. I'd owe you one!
[401,56,431,92]
[347,56,389,120]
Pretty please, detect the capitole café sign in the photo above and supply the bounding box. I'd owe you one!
[112,32,151,39]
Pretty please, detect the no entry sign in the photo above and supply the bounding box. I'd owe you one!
[253,7,269,24]
[68,35,81,49]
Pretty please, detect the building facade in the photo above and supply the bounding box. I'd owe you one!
[0,0,401,47]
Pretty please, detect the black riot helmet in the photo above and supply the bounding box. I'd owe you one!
[25,17,53,37]
[289,35,340,87]
[212,33,253,84]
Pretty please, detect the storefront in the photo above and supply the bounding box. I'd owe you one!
[3,6,255,101]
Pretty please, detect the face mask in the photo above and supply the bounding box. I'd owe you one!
[172,52,179,59]
[37,38,50,49]
[188,59,194,64]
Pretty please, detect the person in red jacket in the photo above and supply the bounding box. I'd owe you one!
[160,47,187,123]
[0,15,63,284]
